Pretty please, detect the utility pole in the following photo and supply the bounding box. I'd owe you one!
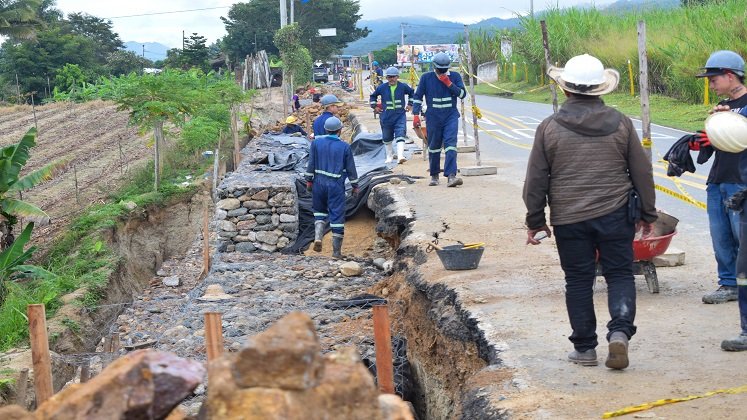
[279,0,287,27]
[254,33,258,53]
[290,0,294,24]
[638,21,652,162]
[530,0,534,18]
[142,44,145,58]
[400,23,405,46]
[182,30,185,50]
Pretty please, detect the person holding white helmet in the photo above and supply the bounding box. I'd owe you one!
[412,51,467,187]
[691,50,747,305]
[312,94,343,137]
[524,54,657,370]
[305,116,359,259]
[369,66,415,164]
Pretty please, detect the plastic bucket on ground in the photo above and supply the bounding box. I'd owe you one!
[435,245,485,270]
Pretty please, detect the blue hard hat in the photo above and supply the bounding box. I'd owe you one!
[372,61,379,66]
[697,50,745,77]
[385,66,400,77]
[324,116,343,132]
[432,52,451,69]
[320,94,342,106]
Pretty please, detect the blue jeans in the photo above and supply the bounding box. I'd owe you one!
[554,205,637,352]
[707,183,744,287]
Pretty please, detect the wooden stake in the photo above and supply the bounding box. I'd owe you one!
[540,20,559,114]
[212,148,219,203]
[204,312,224,361]
[232,107,241,170]
[73,165,80,205]
[103,335,112,353]
[79,361,90,383]
[463,25,482,167]
[15,368,28,407]
[30,93,38,134]
[153,120,164,191]
[15,73,21,104]
[637,20,652,163]
[202,205,210,277]
[110,333,120,353]
[372,304,395,394]
[118,136,124,175]
[27,304,54,404]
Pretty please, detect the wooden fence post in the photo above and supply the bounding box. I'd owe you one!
[79,360,90,383]
[15,368,28,407]
[372,305,395,394]
[540,20,559,114]
[202,205,210,278]
[204,312,224,361]
[27,304,54,404]
[637,20,652,163]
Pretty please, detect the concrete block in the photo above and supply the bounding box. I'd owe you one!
[457,145,476,153]
[460,166,498,176]
[652,247,685,267]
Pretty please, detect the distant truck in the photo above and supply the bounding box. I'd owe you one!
[313,63,329,83]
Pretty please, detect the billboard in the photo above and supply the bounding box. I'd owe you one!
[397,44,463,65]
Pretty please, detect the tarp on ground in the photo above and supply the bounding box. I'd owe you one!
[246,131,418,254]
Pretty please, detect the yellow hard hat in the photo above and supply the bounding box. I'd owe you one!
[285,116,298,124]
[705,111,747,153]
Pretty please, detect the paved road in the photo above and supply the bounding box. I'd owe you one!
[458,94,711,234]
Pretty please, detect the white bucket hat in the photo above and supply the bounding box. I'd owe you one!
[547,54,620,96]
[704,111,747,153]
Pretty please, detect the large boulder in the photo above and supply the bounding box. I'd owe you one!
[35,350,204,419]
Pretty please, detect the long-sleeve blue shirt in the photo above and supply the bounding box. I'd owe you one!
[369,81,415,124]
[282,123,307,136]
[305,134,359,187]
[312,111,335,136]
[412,71,467,119]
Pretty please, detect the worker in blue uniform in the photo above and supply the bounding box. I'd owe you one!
[366,61,384,87]
[282,115,307,136]
[412,52,467,187]
[305,117,359,258]
[370,66,415,163]
[312,94,343,137]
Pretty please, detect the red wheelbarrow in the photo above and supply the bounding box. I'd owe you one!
[597,211,678,294]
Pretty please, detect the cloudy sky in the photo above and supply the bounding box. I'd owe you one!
[55,0,613,48]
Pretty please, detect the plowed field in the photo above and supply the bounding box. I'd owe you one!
[0,100,151,249]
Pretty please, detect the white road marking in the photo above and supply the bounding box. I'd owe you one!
[513,129,536,139]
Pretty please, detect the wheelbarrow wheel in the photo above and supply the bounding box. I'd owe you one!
[640,261,659,294]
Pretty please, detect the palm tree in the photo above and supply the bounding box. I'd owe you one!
[0,0,43,39]
[0,128,62,249]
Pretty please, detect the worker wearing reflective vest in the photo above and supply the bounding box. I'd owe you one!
[312,94,343,137]
[305,117,359,259]
[412,52,466,187]
[370,66,415,164]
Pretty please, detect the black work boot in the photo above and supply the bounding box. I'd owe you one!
[447,175,463,187]
[428,176,439,186]
[568,349,598,366]
[606,332,629,370]
[313,221,325,252]
[332,233,344,259]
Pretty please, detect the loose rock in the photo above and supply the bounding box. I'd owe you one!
[340,262,363,277]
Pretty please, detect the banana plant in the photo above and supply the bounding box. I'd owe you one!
[0,128,64,249]
[0,222,56,307]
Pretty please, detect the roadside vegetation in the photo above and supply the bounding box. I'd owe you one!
[0,69,252,351]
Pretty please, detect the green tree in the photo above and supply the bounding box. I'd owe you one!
[105,50,153,76]
[182,33,210,71]
[66,12,123,61]
[274,23,312,87]
[222,0,369,63]
[53,63,85,92]
[372,44,397,67]
[0,0,42,39]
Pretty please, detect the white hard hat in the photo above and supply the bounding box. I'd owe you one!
[704,111,747,153]
[547,54,619,96]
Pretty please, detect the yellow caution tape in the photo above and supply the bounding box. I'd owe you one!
[471,105,483,120]
[602,384,747,418]
[641,137,652,147]
[655,184,707,210]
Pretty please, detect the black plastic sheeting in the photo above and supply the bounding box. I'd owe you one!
[247,131,418,254]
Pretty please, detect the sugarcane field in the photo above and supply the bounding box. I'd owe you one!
[1,1,747,419]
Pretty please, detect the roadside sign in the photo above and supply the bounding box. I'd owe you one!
[318,28,337,37]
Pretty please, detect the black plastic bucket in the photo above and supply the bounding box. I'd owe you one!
[435,245,485,270]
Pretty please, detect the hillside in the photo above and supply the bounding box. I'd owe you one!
[343,16,519,55]
[123,41,170,62]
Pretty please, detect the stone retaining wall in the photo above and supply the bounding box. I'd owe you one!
[215,171,299,253]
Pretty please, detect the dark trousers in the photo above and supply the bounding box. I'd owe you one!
[554,205,637,352]
[736,209,747,334]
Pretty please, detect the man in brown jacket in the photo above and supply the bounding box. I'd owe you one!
[523,54,657,370]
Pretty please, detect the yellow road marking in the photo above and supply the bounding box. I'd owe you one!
[653,163,709,181]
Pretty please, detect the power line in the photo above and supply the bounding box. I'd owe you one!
[105,6,230,20]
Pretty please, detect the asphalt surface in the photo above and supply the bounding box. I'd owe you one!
[459,94,711,235]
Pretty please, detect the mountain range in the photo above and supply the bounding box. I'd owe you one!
[123,41,170,62]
